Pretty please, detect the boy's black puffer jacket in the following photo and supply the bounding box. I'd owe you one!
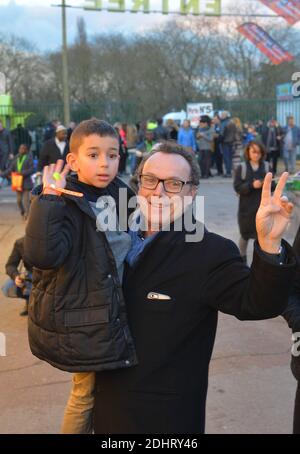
[24,175,138,372]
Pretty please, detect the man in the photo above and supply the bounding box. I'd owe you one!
[177,119,197,152]
[154,118,169,141]
[196,115,214,179]
[0,120,13,171]
[38,125,69,172]
[113,122,128,175]
[43,119,59,142]
[262,118,282,176]
[93,142,296,434]
[135,129,157,171]
[256,120,264,137]
[283,226,300,434]
[282,116,300,174]
[67,121,76,141]
[11,123,32,155]
[211,114,223,176]
[220,112,237,178]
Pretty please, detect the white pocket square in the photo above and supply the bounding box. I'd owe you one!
[147,292,171,301]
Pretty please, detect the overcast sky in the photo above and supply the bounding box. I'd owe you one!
[0,0,294,52]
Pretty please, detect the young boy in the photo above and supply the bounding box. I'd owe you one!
[24,119,138,433]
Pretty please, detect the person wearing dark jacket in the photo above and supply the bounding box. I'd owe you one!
[24,119,137,434]
[0,143,34,219]
[261,119,282,176]
[154,118,169,141]
[93,141,295,435]
[11,124,32,155]
[3,237,32,316]
[0,121,13,171]
[234,140,272,263]
[43,120,58,142]
[211,115,224,176]
[283,226,300,434]
[196,115,214,178]
[166,119,179,141]
[220,113,237,177]
[37,125,69,172]
[113,123,128,176]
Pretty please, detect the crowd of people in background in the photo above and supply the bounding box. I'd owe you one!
[112,113,300,179]
[1,112,298,317]
[1,112,300,190]
[2,111,300,268]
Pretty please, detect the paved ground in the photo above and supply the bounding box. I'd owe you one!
[0,176,297,434]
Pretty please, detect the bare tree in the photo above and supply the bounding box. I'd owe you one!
[2,4,300,124]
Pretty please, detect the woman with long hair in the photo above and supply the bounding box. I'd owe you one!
[234,140,271,263]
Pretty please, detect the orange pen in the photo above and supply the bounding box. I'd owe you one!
[45,184,84,198]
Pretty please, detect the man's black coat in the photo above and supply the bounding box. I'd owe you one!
[94,227,295,434]
[37,139,69,171]
[282,226,300,433]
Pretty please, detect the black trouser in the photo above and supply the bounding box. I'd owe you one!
[271,151,279,175]
[266,149,279,175]
[118,148,128,173]
[0,151,8,171]
[271,156,278,175]
[214,140,223,175]
[199,149,211,178]
[292,355,300,434]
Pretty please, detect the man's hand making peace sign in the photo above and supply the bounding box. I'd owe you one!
[256,172,294,254]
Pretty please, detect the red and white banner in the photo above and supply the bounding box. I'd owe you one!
[259,0,300,25]
[237,22,294,65]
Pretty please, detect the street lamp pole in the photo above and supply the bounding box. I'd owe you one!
[62,0,70,126]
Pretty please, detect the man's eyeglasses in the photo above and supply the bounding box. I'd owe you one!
[139,175,193,194]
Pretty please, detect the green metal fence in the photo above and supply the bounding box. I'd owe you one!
[212,99,277,123]
[0,98,278,128]
[14,101,138,128]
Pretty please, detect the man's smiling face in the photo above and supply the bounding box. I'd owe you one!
[138,151,196,229]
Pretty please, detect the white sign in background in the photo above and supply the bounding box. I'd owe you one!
[186,103,214,128]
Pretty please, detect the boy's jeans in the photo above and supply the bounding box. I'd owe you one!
[61,372,95,434]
